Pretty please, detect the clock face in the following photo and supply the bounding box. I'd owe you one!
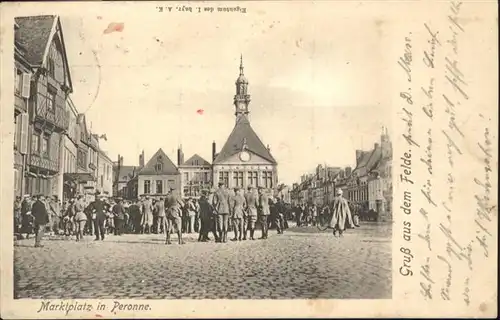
[238,103,246,110]
[239,151,251,162]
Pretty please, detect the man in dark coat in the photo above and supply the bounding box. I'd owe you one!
[198,190,218,242]
[87,191,109,241]
[31,195,50,247]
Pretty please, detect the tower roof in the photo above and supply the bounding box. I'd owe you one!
[235,54,248,84]
[213,115,276,164]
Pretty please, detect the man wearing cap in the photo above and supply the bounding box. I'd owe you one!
[185,198,197,234]
[87,191,110,241]
[141,195,154,234]
[155,197,166,234]
[31,195,50,247]
[329,188,353,237]
[258,187,271,239]
[164,187,184,244]
[244,185,258,240]
[212,182,231,243]
[198,190,217,242]
[230,187,246,241]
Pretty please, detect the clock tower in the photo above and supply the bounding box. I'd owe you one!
[234,54,251,118]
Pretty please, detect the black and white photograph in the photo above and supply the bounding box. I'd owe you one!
[1,1,497,319]
[11,11,392,301]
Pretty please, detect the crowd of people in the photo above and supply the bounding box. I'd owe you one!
[13,183,289,247]
[14,184,365,247]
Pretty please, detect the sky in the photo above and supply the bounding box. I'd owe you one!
[59,3,392,185]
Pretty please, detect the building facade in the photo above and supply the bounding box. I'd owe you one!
[212,56,278,190]
[98,148,114,197]
[13,21,32,199]
[15,15,73,198]
[136,149,181,197]
[60,97,80,200]
[178,150,212,199]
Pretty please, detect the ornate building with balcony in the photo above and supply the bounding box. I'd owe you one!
[212,56,278,190]
[15,15,73,197]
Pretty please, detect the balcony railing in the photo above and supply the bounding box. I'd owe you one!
[29,153,58,172]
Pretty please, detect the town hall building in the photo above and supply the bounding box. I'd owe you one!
[211,56,278,189]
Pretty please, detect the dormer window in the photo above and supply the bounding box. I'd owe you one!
[155,163,163,172]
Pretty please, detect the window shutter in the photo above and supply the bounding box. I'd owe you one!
[20,112,29,154]
[21,73,31,98]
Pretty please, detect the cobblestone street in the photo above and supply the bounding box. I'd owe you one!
[14,222,392,299]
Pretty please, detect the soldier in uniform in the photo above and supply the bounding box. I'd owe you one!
[212,182,231,243]
[164,187,184,244]
[198,190,216,242]
[141,195,154,234]
[244,185,259,240]
[87,191,110,241]
[155,197,166,234]
[258,187,271,239]
[230,187,246,241]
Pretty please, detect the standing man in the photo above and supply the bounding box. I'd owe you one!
[244,185,258,240]
[198,190,217,242]
[212,182,231,243]
[258,187,270,239]
[31,195,50,247]
[155,197,166,234]
[230,187,246,241]
[328,188,353,237]
[164,187,184,245]
[49,196,61,235]
[112,198,125,236]
[186,198,197,234]
[88,191,109,241]
[141,195,153,234]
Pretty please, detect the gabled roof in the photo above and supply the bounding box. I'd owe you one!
[15,15,73,92]
[137,148,179,175]
[113,165,137,182]
[213,115,276,164]
[352,147,382,177]
[181,154,211,167]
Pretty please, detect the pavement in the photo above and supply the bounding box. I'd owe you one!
[13,222,392,299]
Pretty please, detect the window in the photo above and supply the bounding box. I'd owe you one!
[183,172,189,182]
[194,160,199,166]
[263,171,273,188]
[31,133,40,154]
[183,186,189,196]
[15,68,22,94]
[233,171,243,187]
[77,149,87,168]
[41,136,49,157]
[219,171,229,187]
[48,58,55,77]
[144,180,151,194]
[204,172,210,183]
[47,91,56,112]
[155,163,163,172]
[248,171,258,187]
[156,180,163,194]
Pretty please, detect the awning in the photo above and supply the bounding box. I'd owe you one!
[64,173,95,183]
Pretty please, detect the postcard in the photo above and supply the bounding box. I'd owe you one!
[0,1,497,318]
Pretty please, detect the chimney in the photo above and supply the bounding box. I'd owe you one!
[139,150,145,167]
[374,143,380,149]
[177,146,182,166]
[212,141,216,161]
[267,144,271,152]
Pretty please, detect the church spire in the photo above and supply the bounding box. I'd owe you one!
[239,54,244,76]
